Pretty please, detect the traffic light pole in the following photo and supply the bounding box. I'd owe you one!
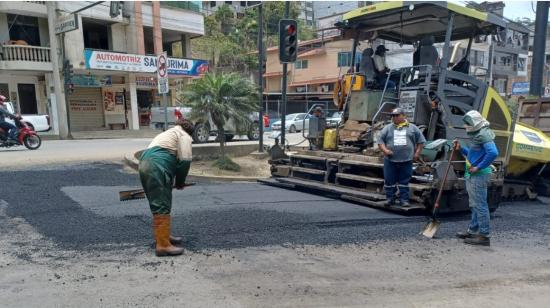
[258,3,264,152]
[280,1,290,147]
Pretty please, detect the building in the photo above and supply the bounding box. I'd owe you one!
[0,1,205,136]
[298,1,315,27]
[263,35,357,116]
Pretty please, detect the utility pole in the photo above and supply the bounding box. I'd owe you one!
[530,1,549,97]
[46,2,69,139]
[280,1,290,147]
[257,3,264,152]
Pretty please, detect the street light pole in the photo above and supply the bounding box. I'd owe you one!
[258,3,264,152]
[280,1,290,147]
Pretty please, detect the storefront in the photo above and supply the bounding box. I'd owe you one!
[74,49,207,131]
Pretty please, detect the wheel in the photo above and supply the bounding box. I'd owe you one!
[23,134,41,150]
[192,123,210,143]
[289,124,296,133]
[247,122,260,140]
[225,134,234,141]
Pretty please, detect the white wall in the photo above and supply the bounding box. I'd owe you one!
[63,14,85,69]
[38,17,50,47]
[110,23,127,52]
[0,13,9,43]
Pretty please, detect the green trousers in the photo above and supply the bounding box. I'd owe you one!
[139,146,191,215]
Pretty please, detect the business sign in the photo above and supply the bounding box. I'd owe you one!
[55,14,79,34]
[157,52,169,94]
[84,50,209,76]
[511,82,529,95]
[136,76,157,87]
[71,74,111,87]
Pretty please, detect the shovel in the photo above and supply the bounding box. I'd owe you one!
[119,183,196,201]
[421,146,456,238]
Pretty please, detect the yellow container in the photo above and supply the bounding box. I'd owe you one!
[323,128,338,150]
[344,74,365,91]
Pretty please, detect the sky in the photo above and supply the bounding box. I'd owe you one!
[501,1,537,20]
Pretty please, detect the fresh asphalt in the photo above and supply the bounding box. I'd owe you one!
[2,163,549,253]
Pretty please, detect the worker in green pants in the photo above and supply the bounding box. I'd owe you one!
[139,119,193,257]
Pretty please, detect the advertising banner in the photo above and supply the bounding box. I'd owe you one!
[84,49,209,76]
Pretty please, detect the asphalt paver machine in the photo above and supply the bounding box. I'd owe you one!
[262,2,550,214]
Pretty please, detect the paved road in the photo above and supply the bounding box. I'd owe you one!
[1,132,306,170]
[1,162,550,307]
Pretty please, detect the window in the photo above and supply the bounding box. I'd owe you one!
[296,114,306,120]
[295,60,308,69]
[225,1,232,4]
[487,99,509,130]
[7,14,40,46]
[240,1,247,6]
[83,19,110,50]
[337,52,362,67]
[210,1,216,7]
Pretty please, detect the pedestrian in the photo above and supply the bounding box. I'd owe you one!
[377,108,426,207]
[454,110,498,246]
[139,118,194,257]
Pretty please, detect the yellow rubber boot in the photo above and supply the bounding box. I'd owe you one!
[153,214,184,257]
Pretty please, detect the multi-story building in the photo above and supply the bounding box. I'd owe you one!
[204,1,315,26]
[0,1,205,136]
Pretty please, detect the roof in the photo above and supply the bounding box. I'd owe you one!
[298,48,327,58]
[289,77,339,87]
[266,34,342,52]
[339,1,506,45]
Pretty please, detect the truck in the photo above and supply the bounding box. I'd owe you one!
[262,2,550,214]
[150,106,260,144]
[5,102,50,132]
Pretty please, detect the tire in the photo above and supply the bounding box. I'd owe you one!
[225,134,234,141]
[247,122,260,140]
[192,123,210,143]
[23,134,41,150]
[289,124,296,133]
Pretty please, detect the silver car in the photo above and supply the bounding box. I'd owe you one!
[271,113,309,133]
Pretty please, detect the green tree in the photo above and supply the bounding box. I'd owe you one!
[182,73,259,169]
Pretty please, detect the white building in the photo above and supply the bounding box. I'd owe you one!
[0,1,205,136]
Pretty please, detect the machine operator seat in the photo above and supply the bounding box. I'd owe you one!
[359,48,378,89]
[419,36,439,68]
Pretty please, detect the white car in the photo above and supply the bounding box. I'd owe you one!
[4,102,50,132]
[271,113,309,133]
[327,111,343,127]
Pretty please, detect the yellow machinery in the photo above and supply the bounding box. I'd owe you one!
[264,2,550,213]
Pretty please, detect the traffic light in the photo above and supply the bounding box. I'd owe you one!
[279,19,298,63]
[63,59,74,83]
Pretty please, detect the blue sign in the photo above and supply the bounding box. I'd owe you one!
[71,75,112,87]
[511,82,529,95]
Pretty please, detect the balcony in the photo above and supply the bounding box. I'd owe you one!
[0,1,47,18]
[0,44,53,71]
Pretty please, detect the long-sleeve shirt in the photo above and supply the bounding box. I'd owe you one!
[0,104,15,122]
[461,141,499,176]
[373,54,388,73]
[148,126,192,161]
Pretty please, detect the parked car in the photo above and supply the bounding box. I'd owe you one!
[327,111,343,128]
[150,106,260,143]
[4,102,50,132]
[271,113,309,133]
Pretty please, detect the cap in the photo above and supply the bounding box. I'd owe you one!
[376,45,389,52]
[314,106,323,112]
[390,108,405,115]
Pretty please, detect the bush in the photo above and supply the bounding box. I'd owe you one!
[213,156,241,172]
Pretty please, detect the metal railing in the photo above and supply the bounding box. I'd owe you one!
[0,45,51,62]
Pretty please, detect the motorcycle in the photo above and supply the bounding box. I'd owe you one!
[0,115,42,150]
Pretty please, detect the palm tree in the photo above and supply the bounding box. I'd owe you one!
[182,72,259,161]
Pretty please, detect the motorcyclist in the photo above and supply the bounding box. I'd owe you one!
[0,95,19,143]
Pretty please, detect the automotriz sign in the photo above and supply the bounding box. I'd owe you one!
[84,50,209,76]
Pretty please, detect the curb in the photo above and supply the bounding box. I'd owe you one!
[124,153,266,182]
